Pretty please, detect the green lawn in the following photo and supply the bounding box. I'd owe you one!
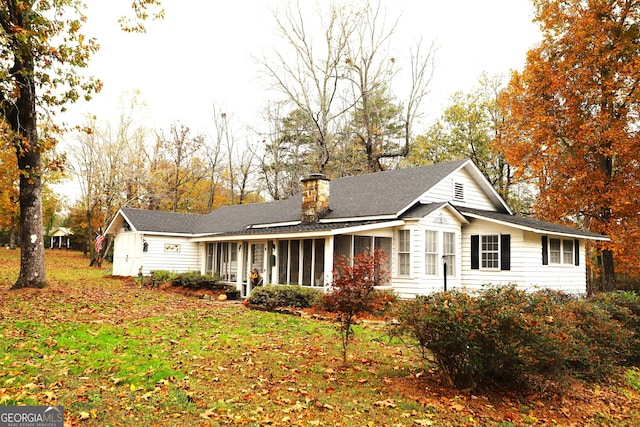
[1,249,638,426]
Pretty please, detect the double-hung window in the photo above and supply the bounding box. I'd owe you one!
[471,234,511,271]
[425,231,438,276]
[544,237,577,266]
[481,235,500,269]
[443,232,456,276]
[398,230,411,276]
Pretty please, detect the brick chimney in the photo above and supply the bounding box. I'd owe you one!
[301,173,330,223]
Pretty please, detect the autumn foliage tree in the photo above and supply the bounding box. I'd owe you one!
[323,249,390,364]
[498,0,640,290]
[0,1,100,288]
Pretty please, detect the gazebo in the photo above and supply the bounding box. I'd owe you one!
[49,227,73,249]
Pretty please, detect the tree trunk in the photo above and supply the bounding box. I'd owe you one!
[601,249,616,291]
[9,50,47,289]
[8,228,16,250]
[12,150,47,289]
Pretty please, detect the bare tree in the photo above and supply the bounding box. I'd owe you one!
[260,0,356,174]
[156,122,205,212]
[343,2,435,172]
[261,0,435,176]
[256,101,310,200]
[204,106,224,212]
[69,93,151,265]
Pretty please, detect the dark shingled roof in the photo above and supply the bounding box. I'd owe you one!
[115,158,473,236]
[400,202,449,219]
[322,158,470,219]
[114,160,604,241]
[202,220,392,237]
[200,158,470,230]
[120,208,206,234]
[459,207,608,240]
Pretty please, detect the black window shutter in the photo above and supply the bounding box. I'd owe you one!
[500,234,511,270]
[471,235,479,270]
[574,239,580,266]
[542,236,548,265]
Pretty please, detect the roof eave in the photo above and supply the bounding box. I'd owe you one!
[462,212,610,241]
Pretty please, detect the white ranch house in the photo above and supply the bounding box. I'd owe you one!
[106,159,608,298]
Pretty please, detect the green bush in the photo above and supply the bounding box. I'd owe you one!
[591,291,640,365]
[247,285,322,310]
[137,270,175,287]
[393,291,482,389]
[394,286,634,390]
[151,270,175,284]
[561,298,632,379]
[170,272,224,290]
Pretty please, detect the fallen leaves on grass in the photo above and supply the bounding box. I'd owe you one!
[1,250,639,426]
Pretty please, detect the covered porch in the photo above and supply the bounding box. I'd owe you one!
[196,223,396,298]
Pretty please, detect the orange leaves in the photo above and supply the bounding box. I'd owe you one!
[499,0,640,278]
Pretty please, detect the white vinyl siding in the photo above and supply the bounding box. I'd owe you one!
[141,235,200,276]
[462,218,587,295]
[393,208,463,298]
[422,168,496,211]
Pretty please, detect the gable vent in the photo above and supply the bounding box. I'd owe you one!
[454,182,464,201]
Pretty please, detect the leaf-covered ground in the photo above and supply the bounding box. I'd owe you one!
[1,250,639,426]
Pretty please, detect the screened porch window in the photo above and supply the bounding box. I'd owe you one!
[277,238,325,286]
[333,234,391,281]
[206,242,238,281]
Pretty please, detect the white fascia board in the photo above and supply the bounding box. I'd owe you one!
[190,220,406,242]
[431,203,470,225]
[459,160,514,215]
[105,209,136,234]
[140,231,195,238]
[329,220,405,234]
[463,212,610,241]
[246,221,301,229]
[319,214,397,223]
[192,230,330,242]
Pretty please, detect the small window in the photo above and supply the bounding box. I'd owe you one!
[443,232,456,277]
[547,238,575,265]
[398,230,411,276]
[454,182,464,201]
[481,235,499,269]
[425,230,438,276]
[562,240,574,264]
[549,238,561,264]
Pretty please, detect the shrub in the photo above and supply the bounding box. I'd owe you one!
[170,272,224,290]
[395,286,634,390]
[561,298,632,379]
[137,270,176,288]
[592,291,640,365]
[393,291,482,389]
[247,285,322,310]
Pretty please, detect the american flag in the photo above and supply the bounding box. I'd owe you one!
[95,234,105,253]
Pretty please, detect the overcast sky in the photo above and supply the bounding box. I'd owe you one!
[62,0,542,138]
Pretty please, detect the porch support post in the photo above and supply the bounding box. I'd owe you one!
[323,236,334,290]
